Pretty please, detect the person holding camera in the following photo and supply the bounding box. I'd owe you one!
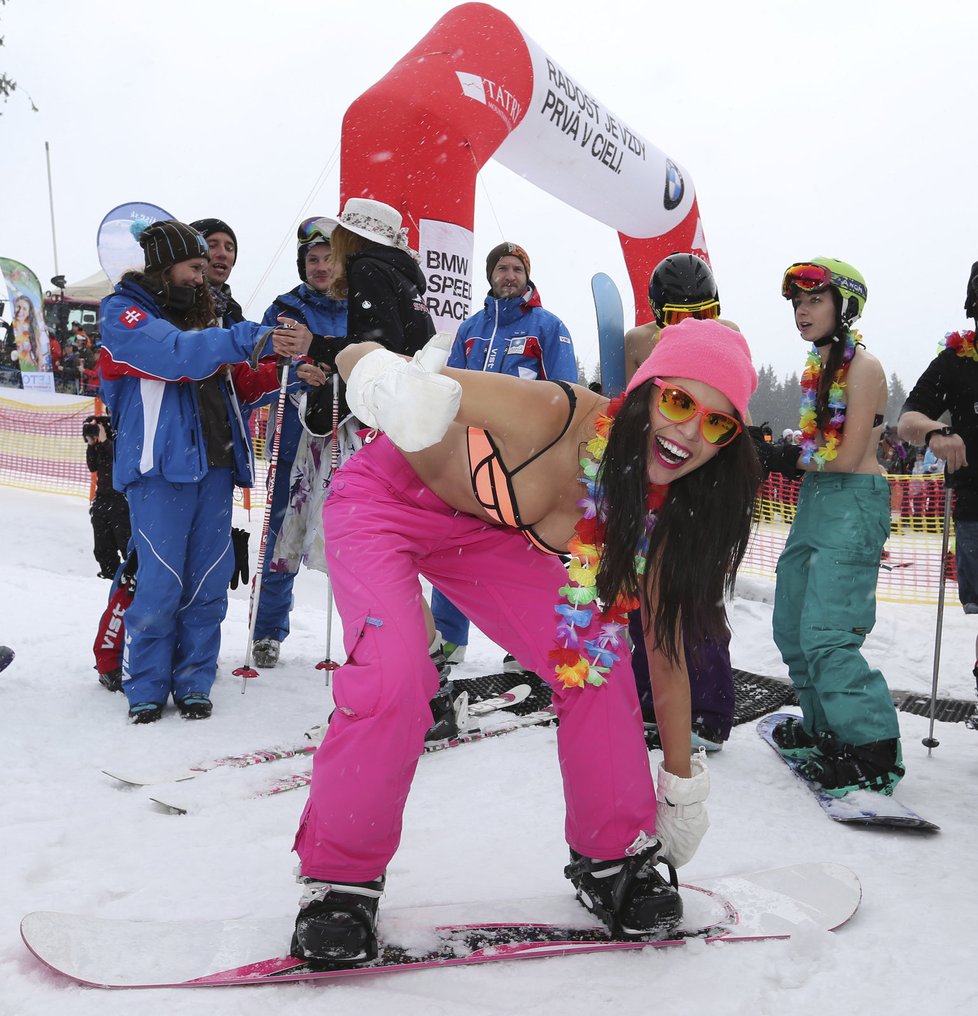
[83,414,131,579]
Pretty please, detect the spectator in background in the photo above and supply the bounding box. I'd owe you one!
[433,241,577,671]
[48,332,62,374]
[624,253,740,379]
[246,218,348,670]
[80,347,101,395]
[190,218,243,326]
[899,261,978,690]
[60,342,82,393]
[83,414,131,579]
[71,322,92,350]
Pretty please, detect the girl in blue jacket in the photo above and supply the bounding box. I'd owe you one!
[99,220,283,723]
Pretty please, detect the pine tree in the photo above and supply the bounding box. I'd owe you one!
[885,372,907,428]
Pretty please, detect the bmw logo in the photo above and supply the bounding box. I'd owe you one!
[663,159,684,211]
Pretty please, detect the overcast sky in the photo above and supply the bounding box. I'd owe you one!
[2,0,976,392]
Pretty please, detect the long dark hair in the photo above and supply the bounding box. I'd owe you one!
[596,380,761,663]
[121,268,216,330]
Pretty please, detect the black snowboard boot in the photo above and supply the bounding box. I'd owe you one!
[771,716,821,759]
[564,847,682,939]
[291,875,385,966]
[799,737,904,797]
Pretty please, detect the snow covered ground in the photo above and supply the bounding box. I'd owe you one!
[2,484,976,1015]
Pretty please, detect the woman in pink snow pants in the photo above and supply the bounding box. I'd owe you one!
[291,318,761,964]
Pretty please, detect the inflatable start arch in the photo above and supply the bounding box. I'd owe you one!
[339,2,709,334]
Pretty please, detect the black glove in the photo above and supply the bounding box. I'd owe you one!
[120,548,139,592]
[752,435,803,478]
[229,528,250,590]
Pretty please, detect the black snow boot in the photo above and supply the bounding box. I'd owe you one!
[177,693,212,720]
[291,875,386,966]
[425,646,468,743]
[564,846,682,939]
[99,668,123,693]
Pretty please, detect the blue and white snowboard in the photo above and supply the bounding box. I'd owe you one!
[757,713,939,832]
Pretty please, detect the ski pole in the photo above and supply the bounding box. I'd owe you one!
[234,355,292,690]
[922,482,953,751]
[316,370,342,685]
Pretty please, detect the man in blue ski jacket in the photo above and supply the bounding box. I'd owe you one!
[447,241,577,380]
[250,221,348,668]
[435,242,577,666]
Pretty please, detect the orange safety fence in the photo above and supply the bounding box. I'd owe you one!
[744,474,955,605]
[0,392,270,515]
[0,392,958,605]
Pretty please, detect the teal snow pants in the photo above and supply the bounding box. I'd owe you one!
[772,472,900,747]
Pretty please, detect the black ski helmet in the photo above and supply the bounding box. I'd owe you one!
[648,253,719,326]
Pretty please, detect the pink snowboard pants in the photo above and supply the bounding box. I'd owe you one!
[293,436,658,882]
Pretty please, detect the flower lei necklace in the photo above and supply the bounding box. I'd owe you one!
[798,331,860,470]
[944,330,978,361]
[548,395,666,690]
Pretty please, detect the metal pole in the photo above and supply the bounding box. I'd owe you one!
[44,142,59,277]
[316,371,342,685]
[922,483,953,751]
[233,358,291,689]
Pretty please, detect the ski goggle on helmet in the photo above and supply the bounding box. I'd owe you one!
[652,378,742,447]
[781,258,868,325]
[658,298,721,327]
[297,217,333,247]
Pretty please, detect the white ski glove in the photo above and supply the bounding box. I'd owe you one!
[654,752,710,868]
[345,333,461,453]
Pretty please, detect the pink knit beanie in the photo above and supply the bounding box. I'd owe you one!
[625,318,757,420]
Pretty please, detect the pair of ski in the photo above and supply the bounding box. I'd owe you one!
[21,860,861,988]
[102,685,554,812]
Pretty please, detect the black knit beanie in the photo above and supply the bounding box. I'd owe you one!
[190,218,238,254]
[139,220,208,272]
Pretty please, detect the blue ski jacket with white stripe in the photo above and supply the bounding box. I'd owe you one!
[99,278,278,491]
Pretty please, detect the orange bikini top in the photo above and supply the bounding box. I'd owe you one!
[466,380,577,556]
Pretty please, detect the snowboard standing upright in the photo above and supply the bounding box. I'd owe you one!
[592,272,626,397]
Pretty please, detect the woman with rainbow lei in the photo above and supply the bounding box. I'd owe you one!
[287,317,760,966]
[768,258,904,797]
